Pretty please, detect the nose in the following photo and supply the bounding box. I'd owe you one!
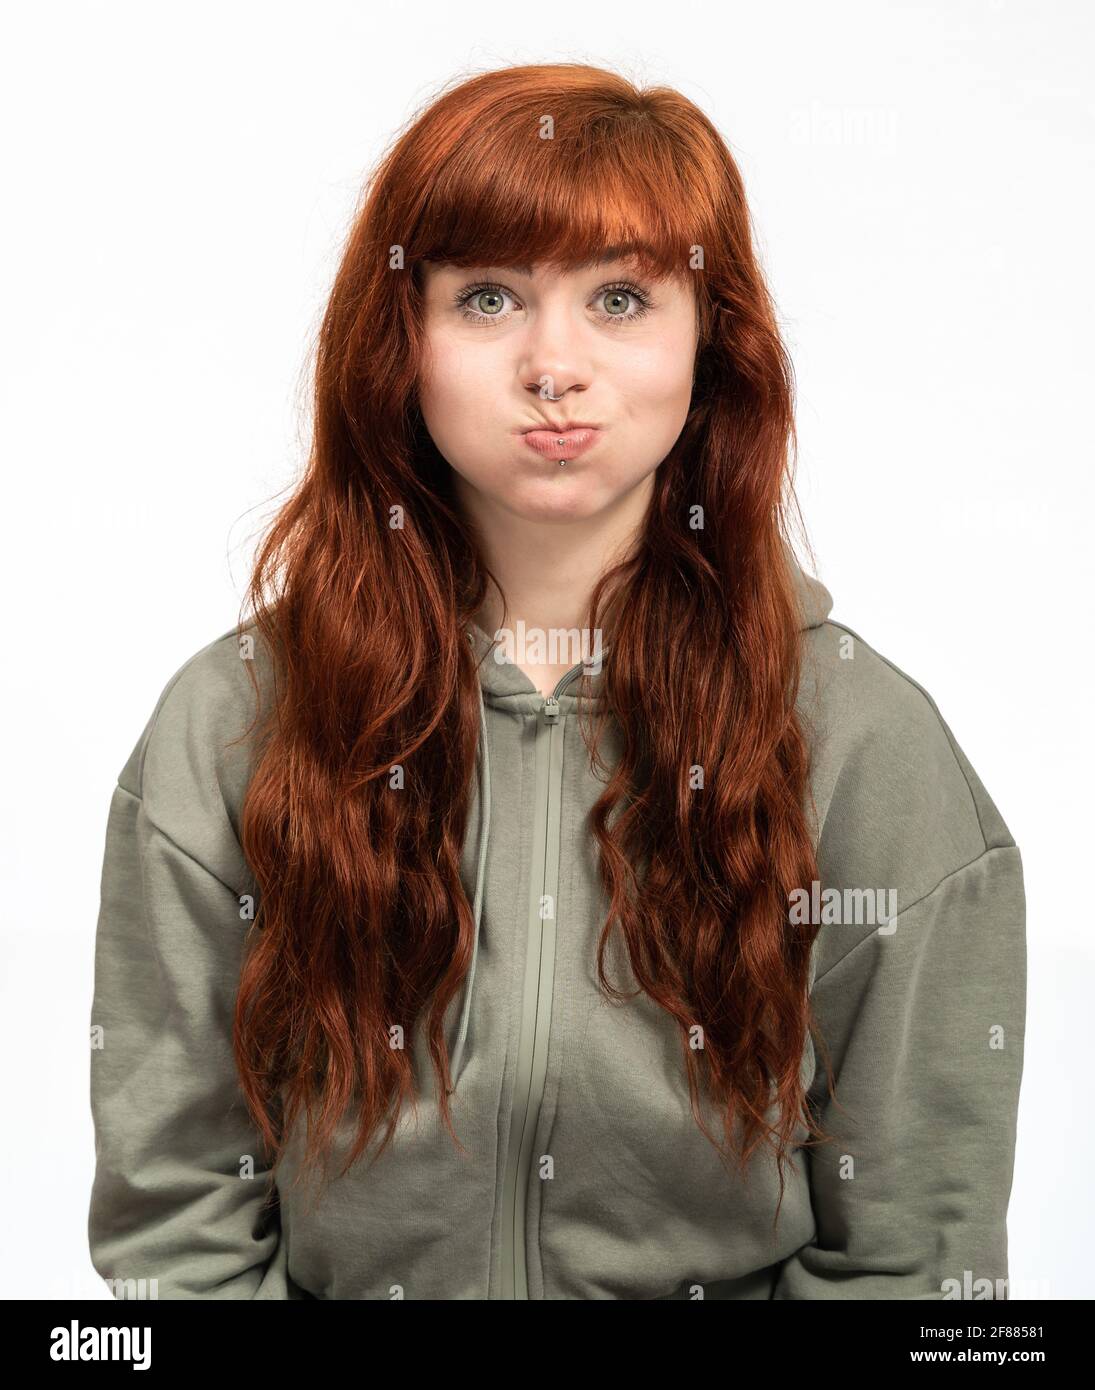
[518,299,592,402]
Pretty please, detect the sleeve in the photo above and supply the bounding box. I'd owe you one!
[772,843,1027,1300]
[88,741,303,1299]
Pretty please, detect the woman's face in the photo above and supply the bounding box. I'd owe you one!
[417,256,699,526]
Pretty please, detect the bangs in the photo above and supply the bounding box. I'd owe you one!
[409,106,709,285]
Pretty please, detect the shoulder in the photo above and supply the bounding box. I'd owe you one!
[115,617,273,881]
[797,615,1016,913]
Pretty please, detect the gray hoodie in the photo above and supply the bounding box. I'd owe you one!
[87,560,1026,1300]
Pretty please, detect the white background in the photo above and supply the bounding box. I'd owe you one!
[2,0,1091,1299]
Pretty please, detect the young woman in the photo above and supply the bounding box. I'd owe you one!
[88,63,1026,1301]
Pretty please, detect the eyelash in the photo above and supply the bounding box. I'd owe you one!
[453,280,653,326]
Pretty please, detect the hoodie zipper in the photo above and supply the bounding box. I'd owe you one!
[499,661,585,1299]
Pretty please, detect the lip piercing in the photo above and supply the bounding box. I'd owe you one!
[558,437,568,467]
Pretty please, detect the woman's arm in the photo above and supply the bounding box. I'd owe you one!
[88,633,299,1299]
[775,627,1027,1300]
[774,842,1026,1299]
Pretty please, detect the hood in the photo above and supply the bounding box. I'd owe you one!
[447,552,833,1090]
[790,554,834,633]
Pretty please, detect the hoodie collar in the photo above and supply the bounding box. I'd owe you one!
[465,552,833,705]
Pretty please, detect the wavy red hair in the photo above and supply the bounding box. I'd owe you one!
[231,62,836,1224]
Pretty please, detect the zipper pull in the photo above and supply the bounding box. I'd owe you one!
[542,694,560,724]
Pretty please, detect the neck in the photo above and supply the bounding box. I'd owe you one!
[457,474,652,645]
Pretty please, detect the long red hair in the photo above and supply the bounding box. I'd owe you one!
[232,62,834,1220]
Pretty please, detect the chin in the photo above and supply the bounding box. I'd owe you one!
[499,479,609,523]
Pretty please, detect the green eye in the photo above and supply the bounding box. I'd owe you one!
[476,290,505,315]
[454,283,512,324]
[602,290,631,315]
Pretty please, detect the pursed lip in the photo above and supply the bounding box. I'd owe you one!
[520,424,601,460]
[519,419,601,434]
